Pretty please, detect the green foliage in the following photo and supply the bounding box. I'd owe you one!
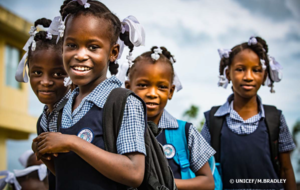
[183,105,199,120]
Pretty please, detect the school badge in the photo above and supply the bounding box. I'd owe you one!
[77,128,94,143]
[163,144,176,159]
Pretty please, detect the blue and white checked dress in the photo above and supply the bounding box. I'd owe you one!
[40,90,71,132]
[61,76,146,155]
[158,110,216,172]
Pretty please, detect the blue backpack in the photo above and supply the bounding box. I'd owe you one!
[165,120,222,190]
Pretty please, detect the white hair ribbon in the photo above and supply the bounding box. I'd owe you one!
[268,55,282,83]
[64,76,73,87]
[15,26,38,83]
[18,150,34,168]
[173,71,183,92]
[0,171,21,190]
[151,47,162,61]
[46,16,61,41]
[218,49,231,59]
[72,0,90,8]
[248,36,257,46]
[14,164,47,181]
[218,66,229,89]
[260,59,267,70]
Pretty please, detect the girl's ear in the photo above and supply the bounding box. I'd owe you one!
[125,80,131,90]
[110,43,119,62]
[225,66,231,82]
[168,84,176,100]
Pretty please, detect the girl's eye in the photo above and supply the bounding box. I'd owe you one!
[253,68,262,73]
[159,85,168,89]
[66,44,77,49]
[54,73,62,77]
[235,68,243,72]
[137,84,147,88]
[89,45,99,51]
[33,71,42,75]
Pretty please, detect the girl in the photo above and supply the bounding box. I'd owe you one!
[34,0,146,189]
[125,46,216,190]
[201,36,296,190]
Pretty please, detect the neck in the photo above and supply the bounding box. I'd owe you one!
[78,75,107,100]
[148,112,164,126]
[233,93,259,120]
[47,104,54,114]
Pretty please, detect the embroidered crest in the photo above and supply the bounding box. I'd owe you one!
[163,144,176,159]
[77,128,94,143]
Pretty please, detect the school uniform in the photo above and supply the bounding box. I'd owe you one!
[201,94,296,190]
[37,90,71,190]
[55,76,146,190]
[156,110,215,179]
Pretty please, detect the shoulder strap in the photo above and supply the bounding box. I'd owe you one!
[208,106,223,163]
[165,120,196,179]
[263,105,281,176]
[103,88,143,153]
[36,114,43,135]
[56,99,68,132]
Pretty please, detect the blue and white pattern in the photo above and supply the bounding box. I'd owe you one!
[158,110,216,172]
[40,90,71,132]
[61,76,146,155]
[201,94,296,153]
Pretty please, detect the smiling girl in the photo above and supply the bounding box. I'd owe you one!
[201,36,296,190]
[33,0,146,189]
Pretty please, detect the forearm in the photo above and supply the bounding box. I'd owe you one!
[281,168,296,190]
[175,175,214,190]
[70,136,144,187]
[41,158,56,175]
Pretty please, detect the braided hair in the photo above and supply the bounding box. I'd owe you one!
[219,36,275,91]
[60,0,134,75]
[27,18,63,63]
[128,46,175,83]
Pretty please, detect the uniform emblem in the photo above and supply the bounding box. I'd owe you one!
[163,144,176,159]
[77,128,94,143]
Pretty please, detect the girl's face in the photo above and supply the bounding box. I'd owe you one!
[126,60,175,124]
[29,48,68,107]
[226,48,266,99]
[63,14,119,90]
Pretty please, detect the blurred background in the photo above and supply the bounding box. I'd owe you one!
[0,0,299,185]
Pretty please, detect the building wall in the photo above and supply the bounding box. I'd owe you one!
[0,6,37,170]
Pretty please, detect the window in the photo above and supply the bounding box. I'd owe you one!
[5,44,21,89]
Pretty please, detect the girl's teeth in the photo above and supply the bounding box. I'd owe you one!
[74,67,90,71]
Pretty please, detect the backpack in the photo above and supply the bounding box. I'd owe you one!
[102,88,177,190]
[206,105,281,176]
[165,120,222,190]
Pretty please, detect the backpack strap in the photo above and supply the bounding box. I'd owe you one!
[102,88,147,153]
[56,99,68,132]
[207,106,223,163]
[165,120,196,179]
[36,114,43,135]
[263,105,281,176]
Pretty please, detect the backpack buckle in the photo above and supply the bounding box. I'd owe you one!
[179,159,190,171]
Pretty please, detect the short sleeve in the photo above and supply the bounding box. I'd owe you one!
[278,113,296,153]
[188,124,216,172]
[116,95,146,155]
[200,122,212,145]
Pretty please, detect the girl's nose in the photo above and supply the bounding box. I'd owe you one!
[40,76,54,86]
[243,69,254,81]
[74,47,89,62]
[146,87,158,98]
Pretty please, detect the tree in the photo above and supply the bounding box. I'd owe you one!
[183,105,199,121]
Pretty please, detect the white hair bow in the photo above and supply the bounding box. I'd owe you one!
[0,171,21,190]
[72,0,90,8]
[14,164,47,181]
[116,15,145,83]
[218,49,231,59]
[248,36,257,46]
[15,26,38,83]
[151,47,163,61]
[46,16,61,42]
[218,66,229,89]
[268,55,282,83]
[18,150,34,168]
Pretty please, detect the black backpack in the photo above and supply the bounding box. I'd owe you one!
[103,88,176,190]
[206,105,281,176]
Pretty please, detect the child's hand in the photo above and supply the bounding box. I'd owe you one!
[33,132,73,155]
